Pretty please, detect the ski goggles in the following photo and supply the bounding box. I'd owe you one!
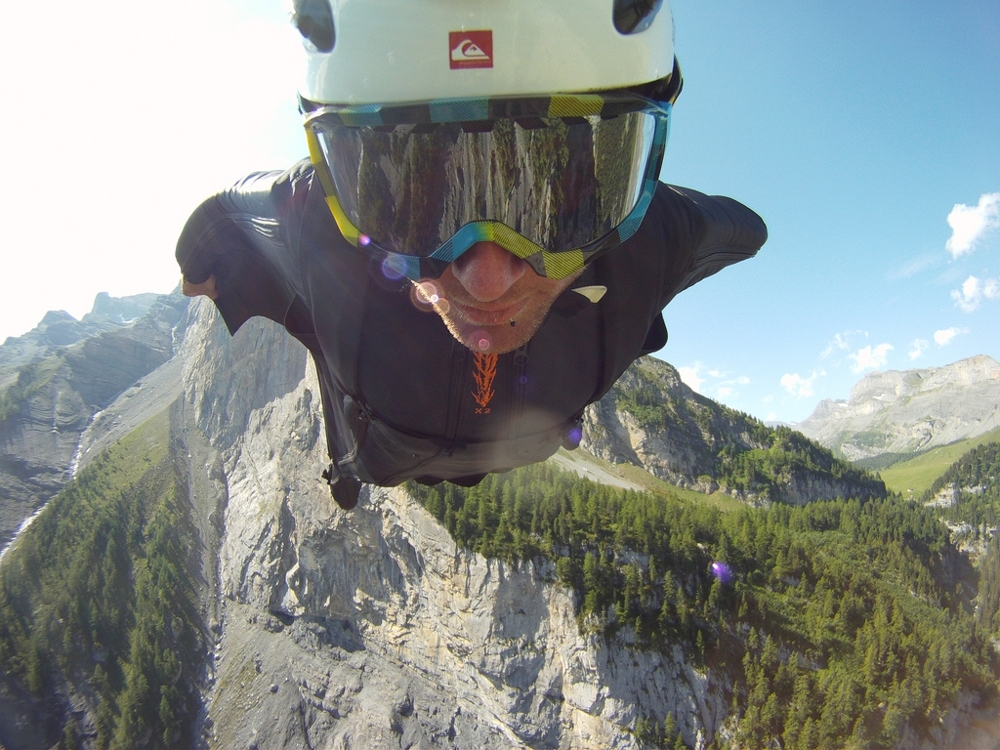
[303,90,674,280]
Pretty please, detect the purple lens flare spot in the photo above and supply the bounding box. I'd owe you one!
[711,561,733,584]
[562,425,583,450]
[381,256,406,280]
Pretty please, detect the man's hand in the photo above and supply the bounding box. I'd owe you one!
[182,275,218,300]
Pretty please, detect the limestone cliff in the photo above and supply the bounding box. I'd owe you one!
[176,302,727,749]
[796,355,1000,461]
[0,292,163,378]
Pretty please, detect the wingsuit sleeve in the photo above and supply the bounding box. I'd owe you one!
[175,161,313,336]
[650,182,768,309]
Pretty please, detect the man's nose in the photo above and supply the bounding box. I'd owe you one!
[449,242,527,301]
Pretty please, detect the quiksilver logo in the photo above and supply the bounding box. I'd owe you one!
[449,30,493,70]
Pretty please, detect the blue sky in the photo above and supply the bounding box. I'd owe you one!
[661,2,1000,423]
[1,1,997,425]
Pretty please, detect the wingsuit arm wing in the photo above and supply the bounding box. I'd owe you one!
[614,182,766,357]
[650,183,768,309]
[176,162,312,335]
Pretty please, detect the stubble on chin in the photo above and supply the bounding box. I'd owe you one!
[434,305,546,354]
[419,267,583,355]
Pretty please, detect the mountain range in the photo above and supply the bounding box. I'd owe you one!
[796,355,1000,463]
[0,293,997,749]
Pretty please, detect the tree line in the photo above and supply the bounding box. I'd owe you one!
[924,441,1000,635]
[924,441,1000,530]
[0,414,201,749]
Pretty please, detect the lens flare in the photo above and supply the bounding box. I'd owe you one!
[358,234,371,246]
[710,561,733,584]
[470,330,492,351]
[381,256,406,280]
[411,281,442,309]
[563,425,583,449]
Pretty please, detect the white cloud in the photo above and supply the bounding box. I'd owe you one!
[908,339,930,361]
[888,254,939,280]
[850,344,893,373]
[946,193,1000,259]
[713,374,750,401]
[821,332,852,359]
[678,366,703,392]
[780,372,821,398]
[934,327,968,346]
[951,275,1000,312]
[680,365,750,400]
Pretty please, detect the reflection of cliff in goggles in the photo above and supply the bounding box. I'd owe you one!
[303,91,673,280]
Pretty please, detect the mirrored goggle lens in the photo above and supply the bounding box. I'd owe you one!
[307,109,662,258]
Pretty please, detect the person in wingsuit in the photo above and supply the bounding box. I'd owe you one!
[177,0,768,509]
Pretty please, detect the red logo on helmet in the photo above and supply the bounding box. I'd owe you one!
[449,30,493,70]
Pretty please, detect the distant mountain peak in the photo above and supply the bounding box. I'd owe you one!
[1,291,173,371]
[797,355,1000,462]
[88,291,163,323]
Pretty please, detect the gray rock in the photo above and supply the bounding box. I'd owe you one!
[796,355,1000,461]
[0,291,191,548]
[181,305,722,749]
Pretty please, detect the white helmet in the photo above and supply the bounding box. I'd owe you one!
[292,0,682,280]
[291,0,676,105]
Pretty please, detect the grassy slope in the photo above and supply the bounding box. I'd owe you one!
[879,425,1000,496]
[552,447,744,512]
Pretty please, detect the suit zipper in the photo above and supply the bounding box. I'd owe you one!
[445,344,467,445]
[507,344,529,442]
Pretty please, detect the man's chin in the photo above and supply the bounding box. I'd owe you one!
[442,317,540,354]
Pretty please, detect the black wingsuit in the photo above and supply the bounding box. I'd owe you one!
[176,160,766,507]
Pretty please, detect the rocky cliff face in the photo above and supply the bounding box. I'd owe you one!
[796,355,1000,461]
[0,292,164,379]
[0,292,189,547]
[582,361,720,487]
[174,302,727,749]
[582,356,880,505]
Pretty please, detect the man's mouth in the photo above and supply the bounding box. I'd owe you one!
[449,299,527,326]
